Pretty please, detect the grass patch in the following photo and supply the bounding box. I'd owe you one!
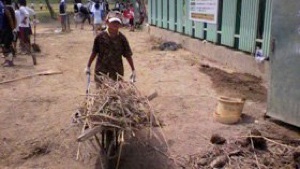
[35,3,71,23]
[36,11,56,23]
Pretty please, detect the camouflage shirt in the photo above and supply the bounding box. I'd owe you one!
[92,31,132,80]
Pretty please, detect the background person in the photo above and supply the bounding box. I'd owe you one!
[13,3,20,54]
[77,1,91,29]
[1,0,16,67]
[85,11,136,84]
[73,0,79,13]
[128,3,134,31]
[18,0,36,54]
[91,2,102,35]
[113,0,120,11]
[0,0,4,47]
[59,0,67,31]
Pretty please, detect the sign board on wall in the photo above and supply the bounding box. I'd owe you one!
[190,0,219,24]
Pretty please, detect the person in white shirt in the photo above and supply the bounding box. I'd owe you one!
[99,1,105,19]
[92,2,102,35]
[76,2,91,29]
[114,0,120,11]
[76,2,82,11]
[13,3,21,54]
[18,0,36,54]
[1,0,16,67]
[59,0,67,31]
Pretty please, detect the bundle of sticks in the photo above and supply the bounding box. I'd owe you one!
[74,75,157,158]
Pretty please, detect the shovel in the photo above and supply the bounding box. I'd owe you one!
[31,24,41,53]
[28,24,38,65]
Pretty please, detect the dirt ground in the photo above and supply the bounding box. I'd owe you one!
[199,65,267,102]
[0,21,299,169]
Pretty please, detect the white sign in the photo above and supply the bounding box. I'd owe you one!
[190,0,219,24]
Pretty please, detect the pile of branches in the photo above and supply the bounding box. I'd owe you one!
[182,129,300,169]
[75,75,156,143]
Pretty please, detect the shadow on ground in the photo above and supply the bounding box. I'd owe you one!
[94,129,175,169]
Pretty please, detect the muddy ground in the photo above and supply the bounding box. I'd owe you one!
[0,21,299,169]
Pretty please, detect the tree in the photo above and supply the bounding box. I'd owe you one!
[45,0,56,19]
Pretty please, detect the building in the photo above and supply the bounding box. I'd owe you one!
[148,0,300,127]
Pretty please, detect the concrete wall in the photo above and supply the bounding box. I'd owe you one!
[149,26,269,82]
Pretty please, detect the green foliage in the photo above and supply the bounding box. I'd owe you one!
[36,11,54,23]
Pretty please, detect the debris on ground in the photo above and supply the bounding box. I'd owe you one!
[152,41,182,51]
[0,70,63,84]
[182,130,300,169]
[210,134,226,145]
[209,155,228,168]
[21,143,51,160]
[200,64,267,102]
[248,128,267,150]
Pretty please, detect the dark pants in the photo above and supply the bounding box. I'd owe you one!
[19,27,32,52]
[129,18,134,26]
[1,29,14,50]
[19,27,31,44]
[80,7,91,24]
[60,14,67,30]
[82,13,91,24]
[1,29,14,56]
[0,29,15,62]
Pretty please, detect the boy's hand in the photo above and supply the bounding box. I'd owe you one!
[130,70,136,83]
[84,67,90,74]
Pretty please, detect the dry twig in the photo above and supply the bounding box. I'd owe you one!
[75,75,159,163]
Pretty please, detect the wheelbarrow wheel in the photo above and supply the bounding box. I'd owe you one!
[107,138,120,169]
[102,129,120,169]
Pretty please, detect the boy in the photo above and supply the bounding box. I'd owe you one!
[85,11,136,83]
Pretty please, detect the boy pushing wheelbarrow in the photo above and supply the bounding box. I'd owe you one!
[77,11,138,169]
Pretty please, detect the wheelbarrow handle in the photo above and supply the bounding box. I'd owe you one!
[86,73,91,95]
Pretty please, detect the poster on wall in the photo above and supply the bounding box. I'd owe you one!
[190,0,219,24]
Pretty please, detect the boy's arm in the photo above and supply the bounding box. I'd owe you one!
[87,52,97,68]
[125,56,135,71]
[126,56,136,82]
[85,52,97,74]
[86,36,101,73]
[123,37,134,71]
